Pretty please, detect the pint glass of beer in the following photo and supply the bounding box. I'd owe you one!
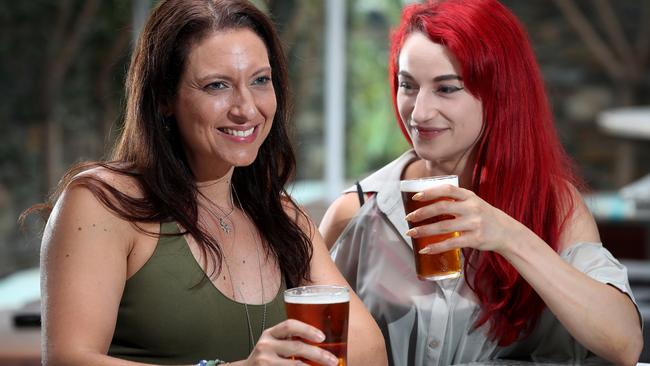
[400,175,462,280]
[284,285,349,366]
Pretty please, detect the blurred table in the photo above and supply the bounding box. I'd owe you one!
[584,192,650,259]
[0,308,40,366]
[597,106,650,186]
[0,268,41,365]
[456,361,649,366]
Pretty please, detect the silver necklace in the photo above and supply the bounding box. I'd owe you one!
[221,238,267,352]
[202,189,235,234]
[212,186,267,351]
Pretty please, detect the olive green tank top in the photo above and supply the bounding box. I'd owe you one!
[108,222,287,365]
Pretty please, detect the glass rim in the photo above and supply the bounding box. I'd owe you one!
[400,175,458,191]
[283,285,349,302]
[400,174,458,182]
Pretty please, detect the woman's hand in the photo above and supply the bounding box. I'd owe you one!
[243,319,339,366]
[404,183,525,255]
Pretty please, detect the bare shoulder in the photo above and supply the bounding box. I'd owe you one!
[319,192,363,250]
[557,183,601,252]
[73,165,143,198]
[280,196,317,236]
[41,166,145,359]
[44,166,142,256]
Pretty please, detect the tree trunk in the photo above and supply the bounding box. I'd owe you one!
[42,0,100,192]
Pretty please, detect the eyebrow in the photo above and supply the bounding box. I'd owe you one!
[397,71,462,82]
[433,74,462,82]
[197,66,272,83]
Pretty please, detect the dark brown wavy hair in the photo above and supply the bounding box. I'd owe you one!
[24,0,312,287]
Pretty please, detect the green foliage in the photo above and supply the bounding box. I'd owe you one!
[345,0,409,179]
[0,0,133,275]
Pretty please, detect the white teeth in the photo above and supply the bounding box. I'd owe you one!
[223,127,254,137]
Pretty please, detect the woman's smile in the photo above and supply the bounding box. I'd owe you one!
[217,125,259,143]
[411,125,450,140]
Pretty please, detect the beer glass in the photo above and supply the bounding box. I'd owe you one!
[400,175,462,280]
[284,285,349,366]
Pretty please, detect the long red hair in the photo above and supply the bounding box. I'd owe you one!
[389,0,580,345]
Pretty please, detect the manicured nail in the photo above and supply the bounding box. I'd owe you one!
[412,192,424,201]
[327,355,339,366]
[405,228,417,237]
[316,331,326,342]
[405,213,414,222]
[419,246,433,254]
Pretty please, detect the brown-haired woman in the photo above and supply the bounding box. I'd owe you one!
[30,0,387,365]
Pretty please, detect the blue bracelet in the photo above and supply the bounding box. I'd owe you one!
[197,359,227,366]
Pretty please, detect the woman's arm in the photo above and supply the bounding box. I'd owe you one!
[407,184,642,366]
[319,193,362,250]
[501,202,641,365]
[307,213,388,365]
[41,179,159,366]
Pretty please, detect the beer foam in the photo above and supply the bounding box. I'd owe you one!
[284,294,350,304]
[400,175,458,192]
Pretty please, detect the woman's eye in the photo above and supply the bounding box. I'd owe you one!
[437,85,464,94]
[253,76,272,85]
[399,81,418,95]
[206,81,227,90]
[399,81,413,89]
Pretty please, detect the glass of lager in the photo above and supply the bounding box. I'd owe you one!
[400,175,462,280]
[284,285,349,366]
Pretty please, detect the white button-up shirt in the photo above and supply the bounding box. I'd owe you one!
[331,150,638,366]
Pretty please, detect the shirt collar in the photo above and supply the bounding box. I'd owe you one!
[360,149,419,247]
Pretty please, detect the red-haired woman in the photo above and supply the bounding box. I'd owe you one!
[320,0,642,365]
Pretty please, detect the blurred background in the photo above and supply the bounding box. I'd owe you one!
[1,0,649,363]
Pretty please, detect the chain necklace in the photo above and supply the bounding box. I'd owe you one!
[221,237,267,352]
[205,185,267,351]
[202,187,235,234]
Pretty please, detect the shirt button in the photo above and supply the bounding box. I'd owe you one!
[429,339,439,348]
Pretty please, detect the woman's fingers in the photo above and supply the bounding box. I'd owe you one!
[415,184,469,202]
[405,188,478,223]
[405,199,461,224]
[418,235,465,255]
[266,319,325,343]
[404,185,514,254]
[267,338,339,366]
[406,214,476,238]
[258,319,339,366]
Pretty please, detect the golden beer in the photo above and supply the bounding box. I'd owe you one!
[400,176,462,280]
[284,285,349,366]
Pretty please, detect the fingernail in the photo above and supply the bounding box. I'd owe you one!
[405,228,417,237]
[328,355,339,366]
[412,192,423,201]
[316,331,326,342]
[419,246,433,254]
[405,213,414,222]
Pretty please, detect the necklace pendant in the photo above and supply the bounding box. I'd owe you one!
[219,217,231,234]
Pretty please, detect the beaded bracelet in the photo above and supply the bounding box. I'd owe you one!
[197,359,227,366]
